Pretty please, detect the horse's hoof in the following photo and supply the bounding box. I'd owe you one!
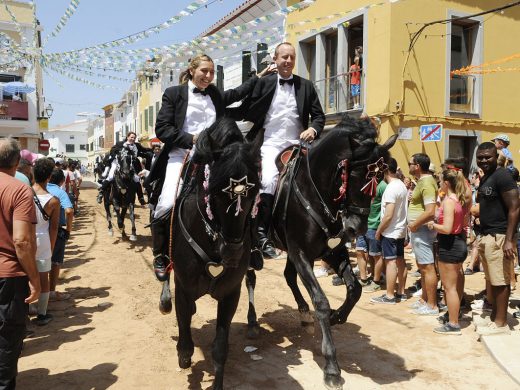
[178,356,192,369]
[129,235,137,242]
[246,324,261,339]
[324,374,343,390]
[159,299,172,315]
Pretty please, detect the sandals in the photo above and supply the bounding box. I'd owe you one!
[463,267,473,275]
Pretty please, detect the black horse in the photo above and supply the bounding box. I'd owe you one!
[245,116,397,390]
[159,118,263,390]
[104,148,138,241]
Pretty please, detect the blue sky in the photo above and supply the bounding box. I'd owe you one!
[35,0,246,126]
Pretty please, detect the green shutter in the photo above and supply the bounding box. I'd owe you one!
[149,105,153,128]
[144,109,148,131]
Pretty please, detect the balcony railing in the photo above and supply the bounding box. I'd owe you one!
[313,68,363,115]
[0,100,29,120]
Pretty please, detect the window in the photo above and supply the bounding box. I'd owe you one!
[447,15,482,115]
[116,132,120,144]
[155,101,160,118]
[144,109,148,131]
[298,13,364,114]
[89,142,93,151]
[80,144,86,151]
[69,135,75,140]
[149,106,154,128]
[66,144,75,153]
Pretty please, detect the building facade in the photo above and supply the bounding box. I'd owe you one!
[44,119,89,164]
[0,0,44,152]
[286,0,520,173]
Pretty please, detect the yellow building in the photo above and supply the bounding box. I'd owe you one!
[136,58,163,146]
[286,0,520,174]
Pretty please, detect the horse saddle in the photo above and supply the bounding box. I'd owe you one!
[275,145,308,174]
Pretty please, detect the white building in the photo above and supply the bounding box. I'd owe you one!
[44,120,89,164]
[87,116,105,165]
[0,0,45,152]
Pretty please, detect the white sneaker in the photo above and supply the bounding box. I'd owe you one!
[313,267,330,278]
[477,322,511,336]
[412,288,423,297]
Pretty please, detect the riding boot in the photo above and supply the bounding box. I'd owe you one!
[135,182,146,205]
[257,193,278,259]
[151,217,171,282]
[97,180,110,204]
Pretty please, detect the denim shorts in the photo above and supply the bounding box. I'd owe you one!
[51,232,67,265]
[351,84,360,97]
[381,236,405,260]
[356,235,367,252]
[365,229,382,256]
[410,225,436,265]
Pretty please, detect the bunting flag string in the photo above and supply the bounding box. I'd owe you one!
[0,0,28,47]
[44,0,312,58]
[451,53,520,76]
[42,66,66,89]
[43,0,81,47]
[47,60,135,82]
[44,63,126,91]
[44,0,214,55]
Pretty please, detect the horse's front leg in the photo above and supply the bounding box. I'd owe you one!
[284,259,313,331]
[175,282,196,369]
[288,248,343,390]
[326,247,361,326]
[212,287,241,390]
[128,203,137,241]
[104,195,113,236]
[245,269,260,339]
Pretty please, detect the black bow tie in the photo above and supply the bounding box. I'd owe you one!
[279,78,294,86]
[193,87,207,96]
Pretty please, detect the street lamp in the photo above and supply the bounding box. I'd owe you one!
[45,103,53,118]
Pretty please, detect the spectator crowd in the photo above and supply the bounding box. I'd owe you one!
[315,134,520,336]
[1,138,78,388]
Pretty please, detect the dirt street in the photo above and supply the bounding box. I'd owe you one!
[18,184,518,389]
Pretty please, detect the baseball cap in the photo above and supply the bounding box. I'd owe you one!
[20,149,38,165]
[429,163,436,173]
[492,134,510,145]
[54,157,63,165]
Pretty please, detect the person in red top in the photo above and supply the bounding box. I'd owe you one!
[0,138,40,388]
[349,56,361,109]
[427,167,468,335]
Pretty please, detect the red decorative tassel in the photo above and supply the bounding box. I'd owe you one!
[361,177,378,197]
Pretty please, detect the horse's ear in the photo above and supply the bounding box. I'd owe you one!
[381,134,398,151]
[249,128,264,159]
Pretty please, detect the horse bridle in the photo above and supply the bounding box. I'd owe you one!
[176,163,257,282]
[283,142,374,253]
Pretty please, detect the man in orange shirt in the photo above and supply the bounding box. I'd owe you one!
[0,138,40,388]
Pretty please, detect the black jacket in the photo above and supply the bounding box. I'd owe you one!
[242,73,325,140]
[146,76,258,187]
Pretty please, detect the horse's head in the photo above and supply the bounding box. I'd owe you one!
[311,115,397,239]
[193,118,262,266]
[116,148,134,182]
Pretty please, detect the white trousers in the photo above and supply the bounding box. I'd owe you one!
[260,141,297,195]
[153,151,188,219]
[106,160,117,181]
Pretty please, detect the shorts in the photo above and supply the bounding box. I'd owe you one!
[36,257,51,273]
[381,236,405,260]
[351,84,360,97]
[438,233,467,264]
[410,225,436,265]
[356,235,367,252]
[51,230,67,265]
[479,233,515,286]
[365,229,382,256]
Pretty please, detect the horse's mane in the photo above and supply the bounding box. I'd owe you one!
[312,115,383,161]
[192,117,244,164]
[192,117,260,195]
